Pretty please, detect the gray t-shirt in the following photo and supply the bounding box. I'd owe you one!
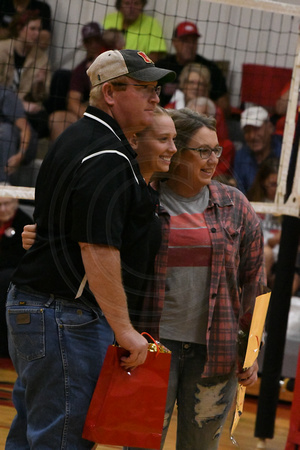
[159,183,211,344]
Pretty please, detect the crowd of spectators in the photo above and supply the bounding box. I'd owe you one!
[0,0,291,197]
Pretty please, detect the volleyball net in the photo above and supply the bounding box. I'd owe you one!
[0,0,299,217]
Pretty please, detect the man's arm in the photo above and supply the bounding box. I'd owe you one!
[79,243,149,370]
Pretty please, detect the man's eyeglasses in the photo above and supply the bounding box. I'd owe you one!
[185,145,223,159]
[111,82,161,97]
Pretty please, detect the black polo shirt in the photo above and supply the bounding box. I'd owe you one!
[13,106,161,312]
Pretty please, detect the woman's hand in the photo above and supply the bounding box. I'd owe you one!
[237,359,258,387]
[22,223,37,250]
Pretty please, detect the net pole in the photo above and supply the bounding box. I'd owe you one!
[275,30,300,213]
[255,110,300,441]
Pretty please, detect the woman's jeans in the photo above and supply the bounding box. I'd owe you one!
[5,284,114,450]
[125,339,237,450]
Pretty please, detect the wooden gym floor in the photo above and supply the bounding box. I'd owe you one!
[0,359,292,450]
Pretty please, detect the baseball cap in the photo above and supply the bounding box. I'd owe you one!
[241,106,269,128]
[173,21,201,39]
[87,49,176,87]
[82,22,102,41]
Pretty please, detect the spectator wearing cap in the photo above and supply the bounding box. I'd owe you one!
[0,0,52,49]
[156,20,230,115]
[103,0,167,62]
[233,106,282,195]
[6,49,175,448]
[48,21,122,141]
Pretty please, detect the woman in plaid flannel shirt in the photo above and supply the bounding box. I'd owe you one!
[153,108,266,450]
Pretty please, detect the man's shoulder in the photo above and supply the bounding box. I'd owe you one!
[43,113,121,172]
[76,108,130,152]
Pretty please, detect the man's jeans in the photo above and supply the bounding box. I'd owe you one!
[125,339,237,450]
[5,284,114,449]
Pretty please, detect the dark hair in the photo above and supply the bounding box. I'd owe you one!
[168,108,216,153]
[9,9,41,38]
[247,157,279,202]
[115,0,147,10]
[162,108,216,177]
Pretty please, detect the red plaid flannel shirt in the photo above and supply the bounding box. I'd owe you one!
[202,181,266,376]
[133,203,170,340]
[138,181,265,376]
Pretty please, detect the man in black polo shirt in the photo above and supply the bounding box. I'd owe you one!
[6,50,175,449]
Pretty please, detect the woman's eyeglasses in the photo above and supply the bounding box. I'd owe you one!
[185,145,223,159]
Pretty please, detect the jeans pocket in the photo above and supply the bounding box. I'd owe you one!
[7,307,45,361]
[56,302,100,328]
